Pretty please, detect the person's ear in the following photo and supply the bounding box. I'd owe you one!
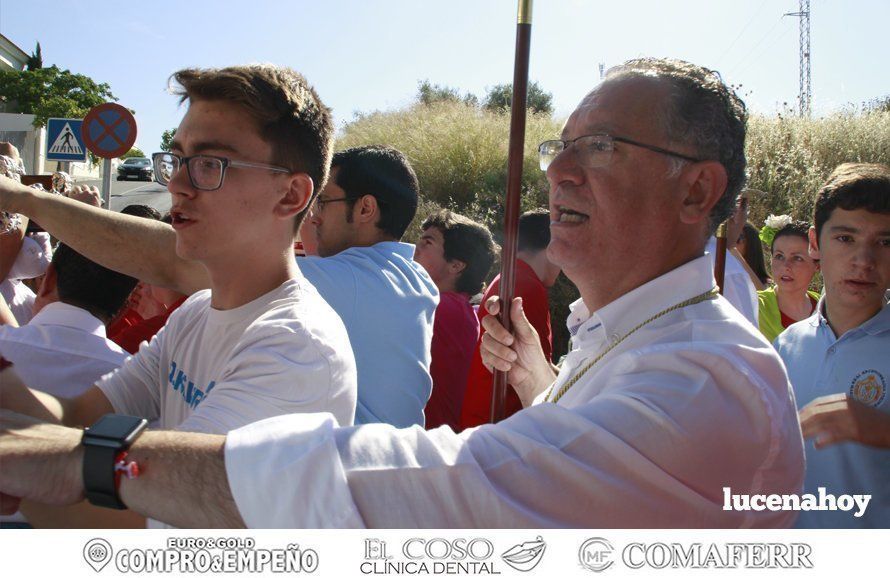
[36,263,57,299]
[274,173,314,219]
[32,263,58,316]
[677,161,729,226]
[808,226,822,261]
[353,194,380,225]
[448,259,467,275]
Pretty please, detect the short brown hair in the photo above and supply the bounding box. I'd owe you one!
[422,210,498,295]
[813,163,890,241]
[171,65,334,229]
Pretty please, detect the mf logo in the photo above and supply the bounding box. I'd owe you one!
[578,538,614,572]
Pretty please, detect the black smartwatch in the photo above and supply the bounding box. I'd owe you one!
[82,414,148,509]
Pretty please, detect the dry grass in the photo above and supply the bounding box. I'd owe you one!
[746,110,890,226]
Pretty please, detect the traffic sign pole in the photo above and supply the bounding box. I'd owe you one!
[101,159,112,208]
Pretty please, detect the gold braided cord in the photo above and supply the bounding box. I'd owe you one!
[546,288,719,404]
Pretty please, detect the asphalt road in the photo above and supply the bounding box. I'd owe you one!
[77,177,171,214]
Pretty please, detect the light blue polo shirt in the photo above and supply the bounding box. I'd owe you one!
[299,242,438,428]
[775,300,890,528]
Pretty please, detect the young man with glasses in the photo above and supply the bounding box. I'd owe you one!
[0,58,803,528]
[298,146,438,428]
[155,144,438,429]
[0,65,356,526]
[1,143,438,430]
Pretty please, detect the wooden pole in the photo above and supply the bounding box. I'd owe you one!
[715,222,728,294]
[491,0,533,423]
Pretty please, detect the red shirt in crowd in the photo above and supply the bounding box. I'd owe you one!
[106,307,144,341]
[458,259,552,431]
[108,296,187,354]
[424,291,480,430]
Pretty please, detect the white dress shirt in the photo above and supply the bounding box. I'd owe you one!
[0,301,127,397]
[225,255,804,528]
[0,279,36,326]
[707,236,759,326]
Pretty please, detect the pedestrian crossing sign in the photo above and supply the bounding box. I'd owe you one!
[46,118,88,162]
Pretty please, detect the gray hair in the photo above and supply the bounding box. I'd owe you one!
[604,58,748,234]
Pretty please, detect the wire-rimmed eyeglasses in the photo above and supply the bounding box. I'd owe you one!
[538,134,704,171]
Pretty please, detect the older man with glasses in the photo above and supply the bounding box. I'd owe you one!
[0,58,803,528]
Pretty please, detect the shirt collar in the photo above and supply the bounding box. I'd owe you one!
[28,302,107,337]
[568,255,717,345]
[862,301,890,335]
[373,241,416,259]
[813,296,890,336]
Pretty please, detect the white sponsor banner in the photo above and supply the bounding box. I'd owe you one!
[0,529,887,577]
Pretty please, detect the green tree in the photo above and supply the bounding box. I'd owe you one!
[160,128,176,152]
[417,80,478,107]
[483,81,553,116]
[26,42,42,70]
[121,147,145,159]
[0,65,116,127]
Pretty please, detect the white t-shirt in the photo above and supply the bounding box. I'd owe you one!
[97,276,356,434]
[99,275,356,529]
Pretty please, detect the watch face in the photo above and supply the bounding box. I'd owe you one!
[87,414,147,441]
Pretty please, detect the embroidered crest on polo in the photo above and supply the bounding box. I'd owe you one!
[849,370,886,408]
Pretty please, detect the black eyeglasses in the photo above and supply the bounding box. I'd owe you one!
[152,152,291,191]
[538,134,704,171]
[310,196,351,216]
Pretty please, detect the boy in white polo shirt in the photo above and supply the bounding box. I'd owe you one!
[775,162,890,528]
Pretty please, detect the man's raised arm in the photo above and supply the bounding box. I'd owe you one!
[0,175,209,295]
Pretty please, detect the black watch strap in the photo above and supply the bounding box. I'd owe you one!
[83,443,126,509]
[82,414,147,510]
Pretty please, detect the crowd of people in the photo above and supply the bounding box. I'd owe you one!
[0,56,887,529]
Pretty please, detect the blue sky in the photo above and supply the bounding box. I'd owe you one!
[2,0,888,155]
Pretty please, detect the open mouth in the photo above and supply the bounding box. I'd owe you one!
[554,205,589,224]
[170,211,194,227]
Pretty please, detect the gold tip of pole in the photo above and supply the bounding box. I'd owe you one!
[716,222,727,239]
[517,0,533,24]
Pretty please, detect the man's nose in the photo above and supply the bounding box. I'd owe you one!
[168,165,197,199]
[851,242,878,269]
[546,147,583,188]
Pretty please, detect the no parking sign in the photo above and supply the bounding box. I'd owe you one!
[81,103,138,159]
[81,102,139,206]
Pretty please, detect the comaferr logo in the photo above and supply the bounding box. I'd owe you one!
[850,370,886,407]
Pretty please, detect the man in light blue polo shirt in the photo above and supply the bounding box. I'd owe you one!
[775,162,890,528]
[302,146,437,427]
